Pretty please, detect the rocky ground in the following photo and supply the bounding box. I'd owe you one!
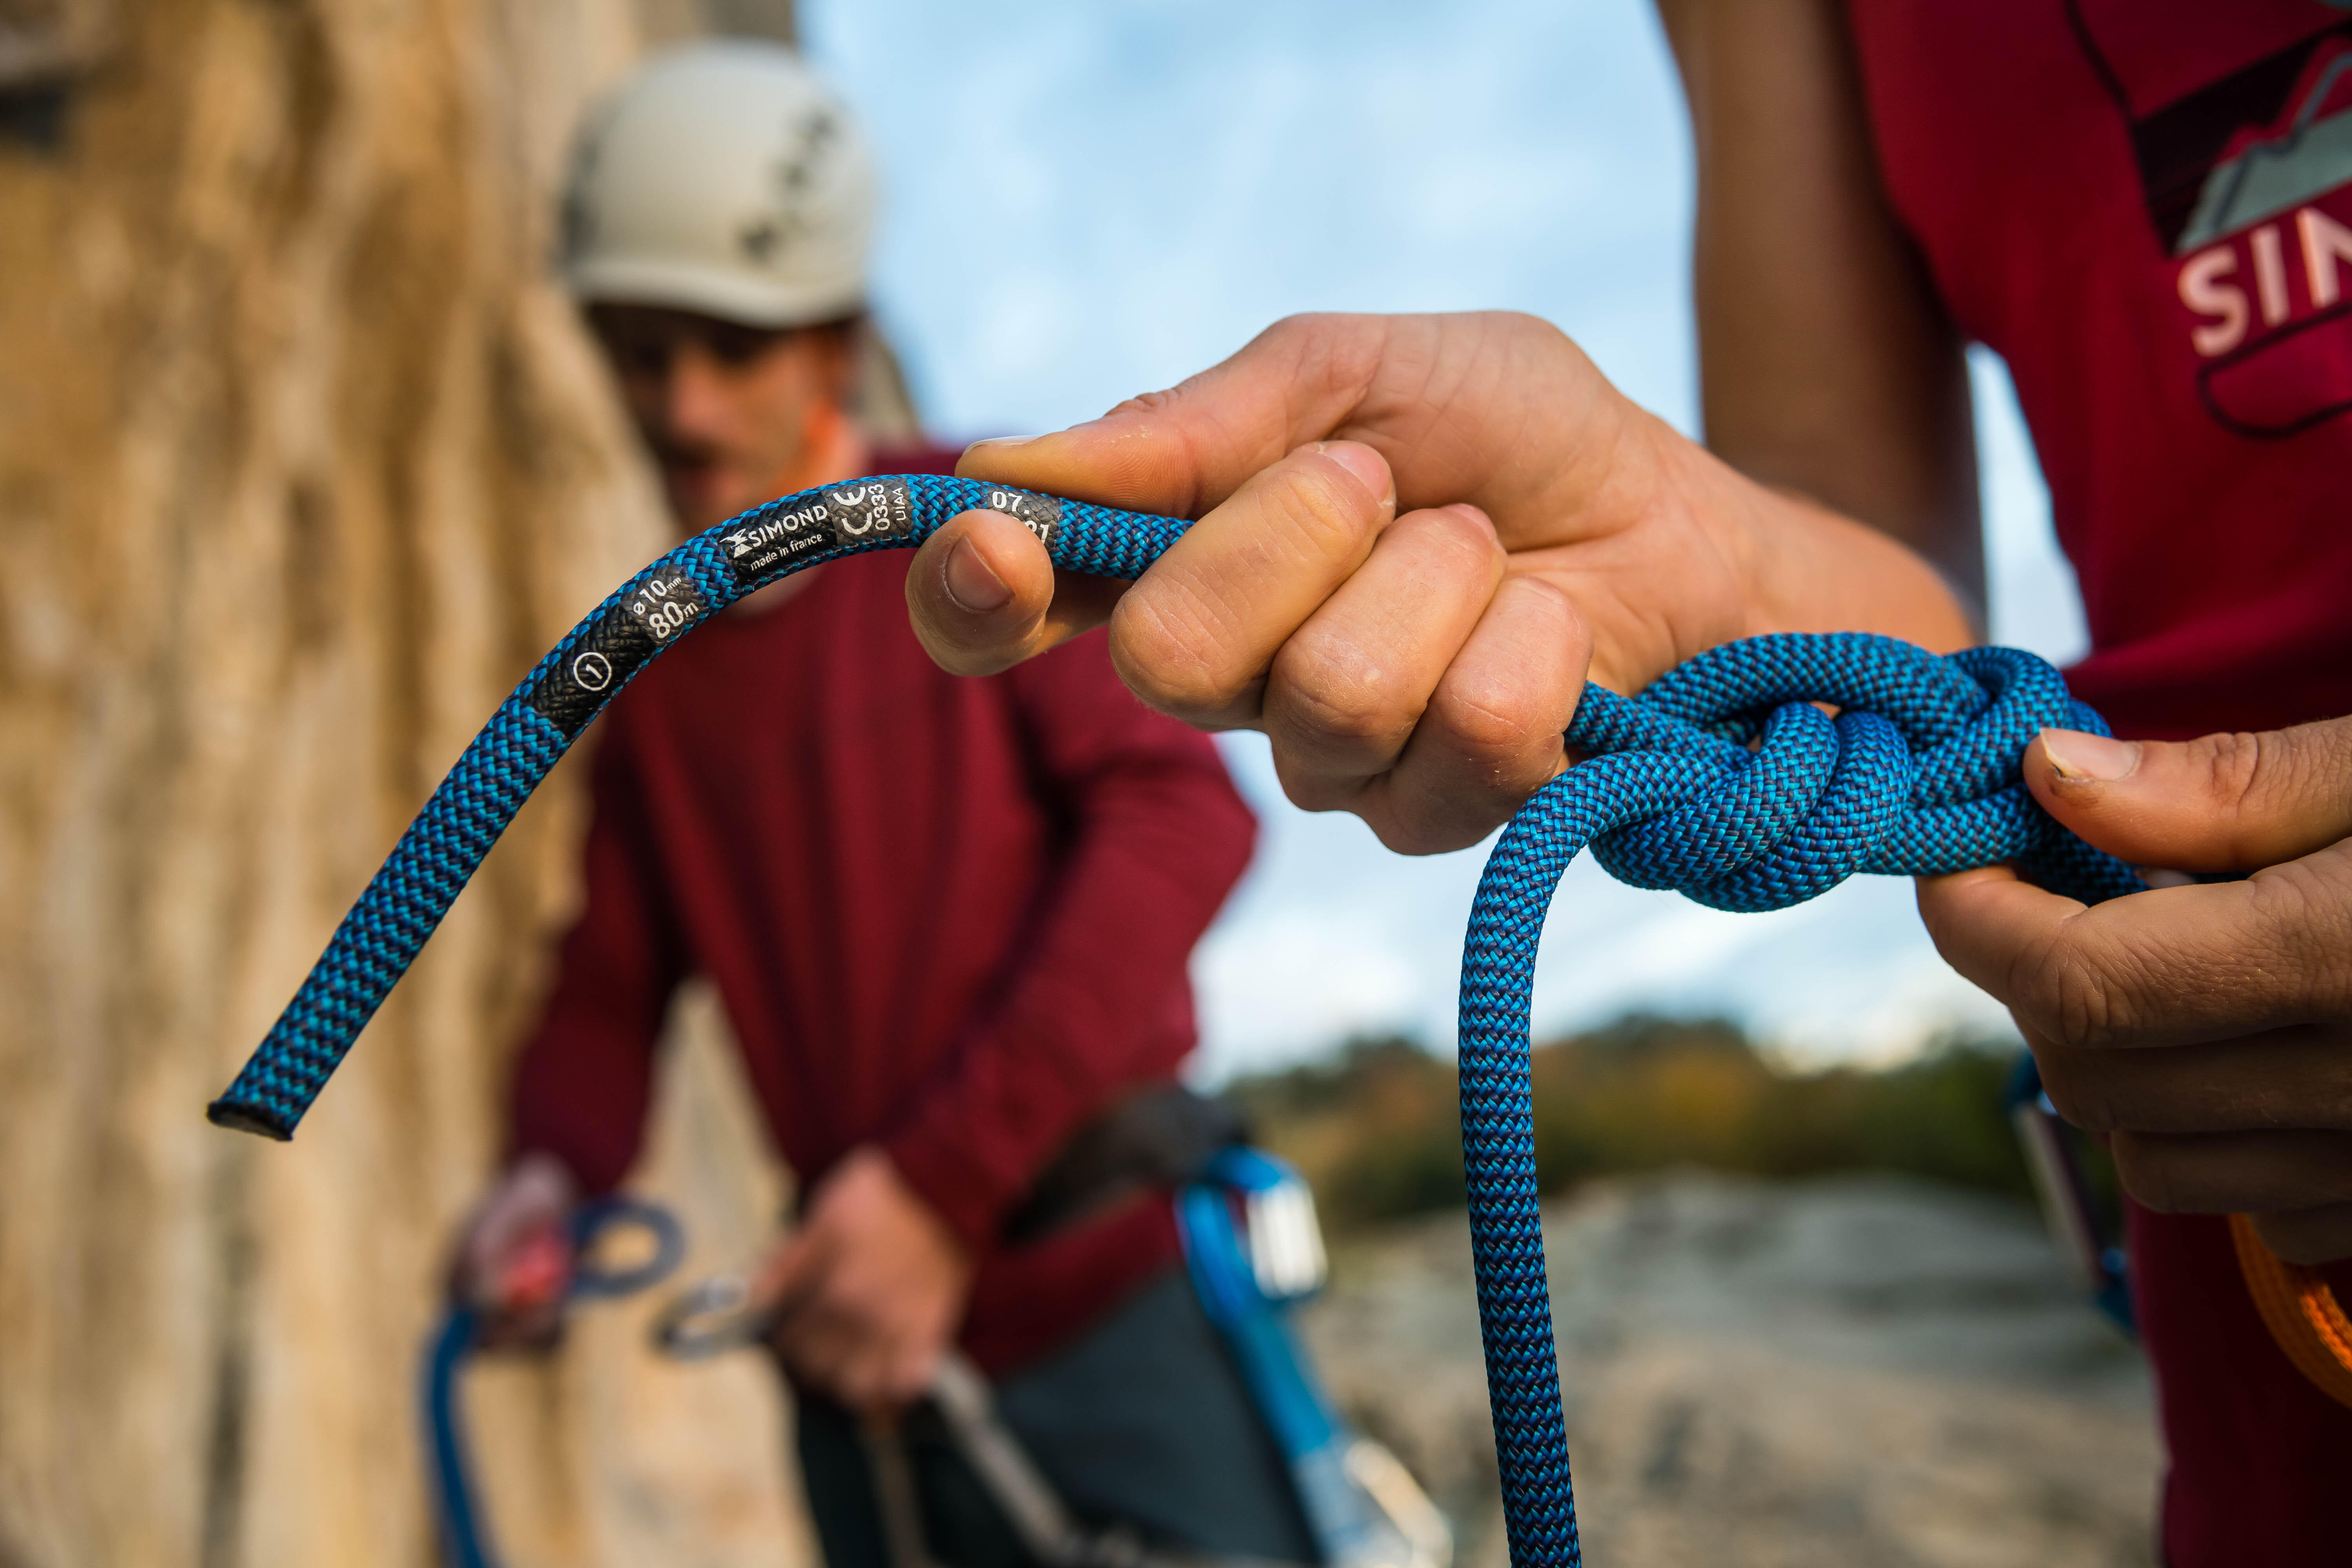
[1301,1170,2161,1568]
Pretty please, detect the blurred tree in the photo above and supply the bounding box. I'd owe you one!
[1234,1019,2037,1234]
[0,1,899,1564]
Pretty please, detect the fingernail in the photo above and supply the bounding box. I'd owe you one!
[1311,439,1393,504]
[2040,728,2140,782]
[943,536,1012,613]
[964,435,1037,451]
[1445,501,1499,540]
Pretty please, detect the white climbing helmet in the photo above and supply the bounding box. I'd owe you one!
[559,40,877,327]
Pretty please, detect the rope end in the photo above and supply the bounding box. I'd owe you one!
[207,1097,295,1141]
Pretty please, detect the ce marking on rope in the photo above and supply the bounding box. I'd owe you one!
[571,651,614,691]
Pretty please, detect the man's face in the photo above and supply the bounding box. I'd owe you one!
[588,304,849,535]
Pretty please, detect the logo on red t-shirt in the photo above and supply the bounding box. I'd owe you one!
[2073,0,2352,435]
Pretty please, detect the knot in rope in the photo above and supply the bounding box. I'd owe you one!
[1563,632,2145,909]
[1456,632,2146,1567]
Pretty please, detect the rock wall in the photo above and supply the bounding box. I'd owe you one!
[0,2,852,1563]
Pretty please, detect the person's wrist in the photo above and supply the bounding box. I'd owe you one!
[875,1133,998,1258]
[1721,470,1815,645]
[1612,413,1776,673]
[883,1154,975,1281]
[507,1150,581,1216]
[1683,440,1975,657]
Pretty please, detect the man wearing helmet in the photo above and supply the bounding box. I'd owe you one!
[450,42,1305,1566]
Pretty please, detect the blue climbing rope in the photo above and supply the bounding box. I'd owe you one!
[1458,640,2140,1565]
[205,475,1179,1142]
[208,473,2144,1568]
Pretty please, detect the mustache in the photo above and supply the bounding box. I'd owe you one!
[647,436,721,471]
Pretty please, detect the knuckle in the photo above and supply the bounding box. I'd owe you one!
[1105,385,1183,418]
[1109,592,1254,720]
[2011,921,2139,1052]
[2196,730,2269,829]
[1276,771,1361,818]
[1265,457,1383,553]
[2187,725,2352,862]
[1348,775,1499,857]
[2036,1058,2120,1134]
[1428,671,1561,766]
[1270,638,1420,755]
[2048,984,2120,1054]
[1256,312,1325,353]
[1363,759,1557,863]
[2247,858,2352,1005]
[1259,311,1362,370]
[1368,809,1496,858]
[1231,313,1377,405]
[1410,504,1507,570]
[2111,1137,2188,1213]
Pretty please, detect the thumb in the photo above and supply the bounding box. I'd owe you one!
[2027,718,2352,873]
[950,314,1381,519]
[903,508,1060,677]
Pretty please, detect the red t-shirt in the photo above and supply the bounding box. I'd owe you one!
[1849,4,2352,1561]
[506,468,1257,1372]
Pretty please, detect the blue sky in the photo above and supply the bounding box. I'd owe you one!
[801,0,2089,1077]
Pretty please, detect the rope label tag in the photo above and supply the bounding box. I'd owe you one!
[721,479,912,585]
[526,568,708,737]
[982,487,1060,548]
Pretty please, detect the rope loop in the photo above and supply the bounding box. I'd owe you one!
[1570,633,2145,910]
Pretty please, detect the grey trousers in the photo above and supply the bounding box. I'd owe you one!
[792,1268,1318,1568]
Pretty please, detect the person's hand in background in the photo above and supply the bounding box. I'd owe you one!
[758,1146,973,1411]
[1921,719,2352,1264]
[907,311,1973,854]
[450,1151,580,1349]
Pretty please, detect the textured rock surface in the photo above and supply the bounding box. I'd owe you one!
[1305,1171,2160,1568]
[0,4,833,1563]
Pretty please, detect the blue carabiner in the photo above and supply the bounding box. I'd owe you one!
[424,1198,685,1568]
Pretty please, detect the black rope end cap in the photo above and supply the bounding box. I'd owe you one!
[207,1098,294,1141]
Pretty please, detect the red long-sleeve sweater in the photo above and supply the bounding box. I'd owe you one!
[506,532,1256,1372]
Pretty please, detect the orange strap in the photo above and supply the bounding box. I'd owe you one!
[2229,1213,2352,1410]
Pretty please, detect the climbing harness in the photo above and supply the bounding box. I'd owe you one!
[208,473,2352,1566]
[1175,1147,1450,1568]
[426,1198,684,1568]
[653,1149,1450,1568]
[653,1234,1187,1568]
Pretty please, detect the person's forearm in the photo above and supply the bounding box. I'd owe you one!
[1659,0,1987,618]
[1703,442,1980,655]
